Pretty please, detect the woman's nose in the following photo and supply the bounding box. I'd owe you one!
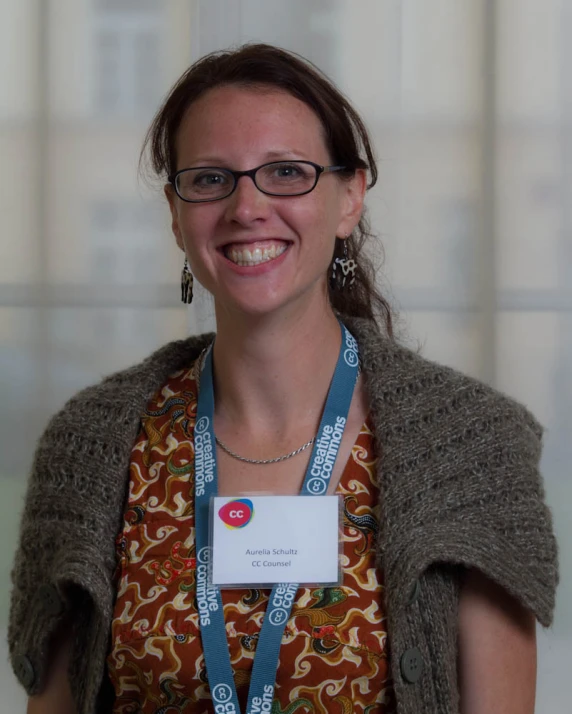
[223,174,271,225]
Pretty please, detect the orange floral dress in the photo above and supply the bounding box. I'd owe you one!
[107,359,396,714]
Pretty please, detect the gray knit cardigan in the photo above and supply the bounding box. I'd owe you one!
[8,316,558,714]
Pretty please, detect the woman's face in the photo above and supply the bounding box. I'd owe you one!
[166,84,366,320]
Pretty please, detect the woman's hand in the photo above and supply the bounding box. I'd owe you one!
[26,624,76,714]
[458,567,537,713]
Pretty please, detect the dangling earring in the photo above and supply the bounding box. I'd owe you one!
[181,258,194,304]
[330,235,357,291]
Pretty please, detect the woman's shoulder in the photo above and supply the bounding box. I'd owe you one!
[348,316,542,441]
[348,318,558,627]
[26,331,214,502]
[8,332,213,698]
[46,333,213,435]
[76,331,212,403]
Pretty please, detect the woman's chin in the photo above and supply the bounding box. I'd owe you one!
[216,294,291,321]
[213,283,330,325]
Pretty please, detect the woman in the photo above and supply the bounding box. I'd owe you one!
[10,44,558,714]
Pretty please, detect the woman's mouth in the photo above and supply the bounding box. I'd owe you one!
[223,240,289,267]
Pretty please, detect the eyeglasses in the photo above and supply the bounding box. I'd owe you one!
[168,160,347,203]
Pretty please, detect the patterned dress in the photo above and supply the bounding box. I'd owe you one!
[107,360,396,714]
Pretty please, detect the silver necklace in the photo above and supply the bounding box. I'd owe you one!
[196,347,317,466]
[215,434,316,465]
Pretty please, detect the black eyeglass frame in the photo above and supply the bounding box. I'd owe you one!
[167,160,348,203]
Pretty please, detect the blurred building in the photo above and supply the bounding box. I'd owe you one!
[1,0,570,483]
[0,0,193,435]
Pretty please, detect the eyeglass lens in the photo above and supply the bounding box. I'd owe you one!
[176,161,317,201]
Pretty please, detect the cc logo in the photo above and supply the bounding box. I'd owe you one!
[212,683,232,703]
[268,608,289,626]
[195,416,209,434]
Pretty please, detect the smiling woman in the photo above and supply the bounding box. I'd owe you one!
[144,44,393,329]
[163,83,367,323]
[9,43,558,714]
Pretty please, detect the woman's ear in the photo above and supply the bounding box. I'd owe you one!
[337,168,367,236]
[164,184,184,251]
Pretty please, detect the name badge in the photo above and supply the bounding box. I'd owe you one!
[210,495,342,587]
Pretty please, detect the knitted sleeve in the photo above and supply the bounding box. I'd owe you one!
[376,365,559,628]
[7,334,210,710]
[7,379,137,706]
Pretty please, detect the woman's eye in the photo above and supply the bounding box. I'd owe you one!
[195,171,227,186]
[274,164,302,178]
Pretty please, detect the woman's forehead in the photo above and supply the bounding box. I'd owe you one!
[176,85,329,163]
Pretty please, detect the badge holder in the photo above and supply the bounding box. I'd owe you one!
[207,494,344,589]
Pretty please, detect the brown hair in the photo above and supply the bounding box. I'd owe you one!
[141,43,393,336]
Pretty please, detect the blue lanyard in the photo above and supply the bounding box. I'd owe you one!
[194,321,360,714]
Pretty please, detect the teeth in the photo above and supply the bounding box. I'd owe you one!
[226,243,287,266]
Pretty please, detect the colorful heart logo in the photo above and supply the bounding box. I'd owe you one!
[218,498,254,529]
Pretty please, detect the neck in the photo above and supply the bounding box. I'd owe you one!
[211,303,343,439]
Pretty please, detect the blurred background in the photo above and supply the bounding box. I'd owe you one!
[1,0,570,710]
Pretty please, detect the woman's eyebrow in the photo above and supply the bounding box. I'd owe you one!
[183,150,309,166]
[263,149,308,160]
